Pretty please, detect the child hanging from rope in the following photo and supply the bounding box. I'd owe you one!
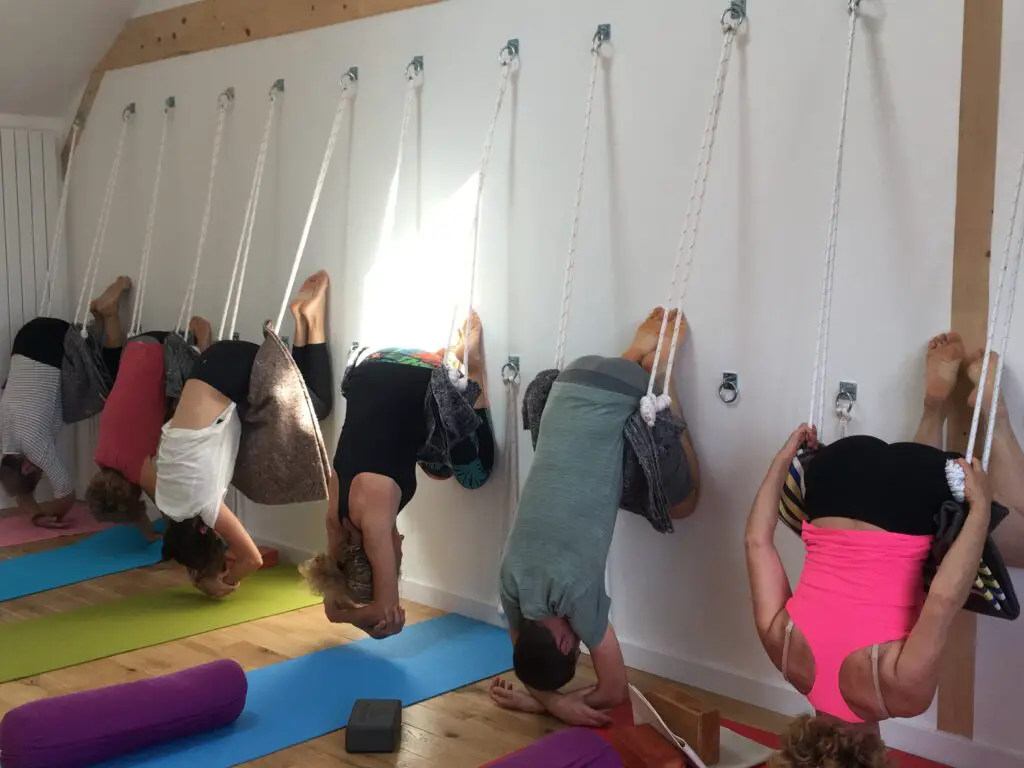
[746,332,1023,761]
[300,310,495,639]
[489,308,700,727]
[0,276,132,529]
[155,271,334,598]
[83,319,212,542]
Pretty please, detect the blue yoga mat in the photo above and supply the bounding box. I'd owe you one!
[0,525,163,602]
[102,614,513,767]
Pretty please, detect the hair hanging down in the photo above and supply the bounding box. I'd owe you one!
[768,715,893,768]
[85,468,143,524]
[300,547,374,607]
[0,455,42,497]
[161,518,227,582]
[512,619,579,692]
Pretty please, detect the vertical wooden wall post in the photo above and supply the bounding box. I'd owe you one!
[940,0,1004,739]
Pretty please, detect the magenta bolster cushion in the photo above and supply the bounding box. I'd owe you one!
[488,728,623,767]
[0,659,247,768]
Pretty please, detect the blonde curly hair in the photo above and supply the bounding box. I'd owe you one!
[299,547,373,607]
[769,715,893,768]
[85,468,144,524]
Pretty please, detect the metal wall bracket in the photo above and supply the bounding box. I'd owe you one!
[165,96,176,111]
[502,38,520,63]
[719,372,739,404]
[122,102,136,121]
[271,78,285,94]
[836,380,857,415]
[407,55,424,80]
[342,66,359,85]
[232,332,240,341]
[281,335,289,347]
[502,355,521,385]
[595,24,611,47]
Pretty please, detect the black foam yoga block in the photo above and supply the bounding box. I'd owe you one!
[346,699,403,753]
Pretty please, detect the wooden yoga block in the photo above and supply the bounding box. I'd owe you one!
[257,546,279,569]
[646,688,721,765]
[605,724,686,768]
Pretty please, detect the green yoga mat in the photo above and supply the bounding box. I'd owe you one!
[0,566,320,683]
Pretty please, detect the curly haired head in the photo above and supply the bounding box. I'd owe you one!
[85,468,145,524]
[769,715,893,768]
[300,547,374,607]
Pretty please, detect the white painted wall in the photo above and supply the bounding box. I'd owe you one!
[61,1,1024,764]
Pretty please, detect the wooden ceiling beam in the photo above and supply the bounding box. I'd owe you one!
[63,0,443,168]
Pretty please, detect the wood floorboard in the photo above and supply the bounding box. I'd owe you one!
[0,533,789,765]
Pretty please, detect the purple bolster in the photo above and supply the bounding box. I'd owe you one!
[0,659,247,768]
[488,728,623,767]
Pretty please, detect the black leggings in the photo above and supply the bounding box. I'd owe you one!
[803,435,958,536]
[10,316,123,379]
[186,340,333,420]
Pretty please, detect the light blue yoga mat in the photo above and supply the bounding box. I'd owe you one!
[0,524,163,602]
[101,613,513,767]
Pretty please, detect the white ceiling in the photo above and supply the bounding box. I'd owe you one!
[0,0,141,118]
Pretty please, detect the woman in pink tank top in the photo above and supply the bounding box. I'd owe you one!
[745,332,1024,764]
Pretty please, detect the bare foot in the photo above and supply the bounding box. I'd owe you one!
[626,307,666,362]
[90,276,132,319]
[967,349,1005,415]
[299,270,329,325]
[290,271,321,317]
[489,677,545,714]
[32,513,69,530]
[924,332,964,409]
[188,316,213,351]
[640,308,687,376]
[451,309,483,371]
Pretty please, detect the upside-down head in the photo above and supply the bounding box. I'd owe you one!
[512,618,581,692]
[768,715,893,768]
[161,517,226,582]
[85,468,146,524]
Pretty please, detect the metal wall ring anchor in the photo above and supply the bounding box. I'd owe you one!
[501,356,521,385]
[499,39,520,64]
[405,56,424,81]
[718,372,739,404]
[121,103,137,121]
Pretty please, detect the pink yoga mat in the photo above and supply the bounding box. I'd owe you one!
[0,504,111,548]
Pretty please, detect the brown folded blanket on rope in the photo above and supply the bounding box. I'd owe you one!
[231,323,331,505]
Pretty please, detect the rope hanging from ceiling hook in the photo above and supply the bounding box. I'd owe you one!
[272,69,358,335]
[130,97,174,338]
[40,120,82,319]
[803,0,860,441]
[219,80,283,341]
[552,25,609,371]
[73,103,134,332]
[442,39,519,389]
[639,3,745,426]
[175,87,233,335]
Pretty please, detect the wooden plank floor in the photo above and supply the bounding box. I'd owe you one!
[0,534,790,766]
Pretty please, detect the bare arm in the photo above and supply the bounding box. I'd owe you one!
[746,426,814,647]
[214,504,263,585]
[887,459,992,716]
[583,623,629,709]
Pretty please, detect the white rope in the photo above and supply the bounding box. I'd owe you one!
[74,111,131,329]
[130,102,173,336]
[273,72,358,334]
[176,91,231,334]
[40,121,81,318]
[553,33,606,371]
[443,44,518,386]
[805,2,859,439]
[641,14,741,426]
[219,89,280,341]
[946,149,1024,500]
[377,70,419,274]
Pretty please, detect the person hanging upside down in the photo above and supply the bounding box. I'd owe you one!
[746,331,1024,764]
[490,308,700,727]
[300,310,495,639]
[84,324,206,542]
[0,276,131,529]
[156,271,335,598]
